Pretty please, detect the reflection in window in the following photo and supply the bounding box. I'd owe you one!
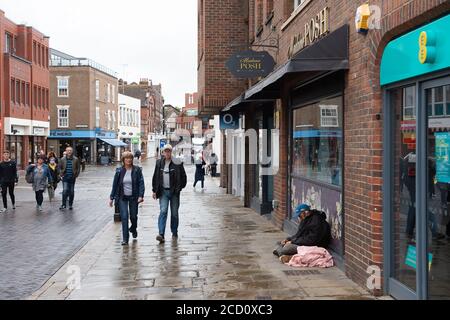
[292,96,343,186]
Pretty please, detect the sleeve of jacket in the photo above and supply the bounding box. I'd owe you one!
[46,167,53,184]
[75,158,81,177]
[152,160,160,193]
[180,163,187,189]
[291,215,323,246]
[110,170,120,200]
[138,168,145,198]
[14,162,18,183]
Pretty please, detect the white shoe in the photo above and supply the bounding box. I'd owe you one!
[38,206,43,212]
[0,208,7,213]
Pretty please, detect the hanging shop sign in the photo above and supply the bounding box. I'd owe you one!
[288,7,330,58]
[226,50,275,78]
[219,111,240,130]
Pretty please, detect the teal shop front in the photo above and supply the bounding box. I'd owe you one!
[381,13,450,300]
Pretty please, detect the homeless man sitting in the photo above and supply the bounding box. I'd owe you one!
[273,204,331,262]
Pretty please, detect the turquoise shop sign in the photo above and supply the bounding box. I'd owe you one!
[381,14,450,86]
[405,245,433,271]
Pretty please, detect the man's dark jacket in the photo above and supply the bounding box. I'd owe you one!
[287,210,331,248]
[59,156,81,179]
[110,166,145,201]
[152,158,187,199]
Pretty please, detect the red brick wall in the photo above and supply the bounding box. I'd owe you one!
[268,0,450,293]
[197,0,249,115]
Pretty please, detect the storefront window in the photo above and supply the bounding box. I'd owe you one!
[292,96,343,186]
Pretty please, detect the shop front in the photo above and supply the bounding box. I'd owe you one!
[243,24,349,262]
[382,13,450,300]
[49,130,126,165]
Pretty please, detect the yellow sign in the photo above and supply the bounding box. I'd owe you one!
[288,7,330,58]
[418,30,436,64]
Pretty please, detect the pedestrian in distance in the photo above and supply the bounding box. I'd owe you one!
[59,147,81,211]
[26,155,53,212]
[109,151,145,246]
[134,149,141,160]
[48,156,61,192]
[152,144,187,243]
[0,150,18,213]
[209,153,218,177]
[193,154,206,190]
[46,151,58,165]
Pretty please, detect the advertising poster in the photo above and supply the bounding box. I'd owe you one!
[435,132,450,183]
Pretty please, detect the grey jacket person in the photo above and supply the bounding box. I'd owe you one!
[59,156,81,179]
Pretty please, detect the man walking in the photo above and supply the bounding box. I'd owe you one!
[152,144,187,243]
[0,151,18,213]
[59,147,81,211]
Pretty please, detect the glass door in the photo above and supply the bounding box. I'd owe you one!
[424,78,450,300]
[390,85,417,296]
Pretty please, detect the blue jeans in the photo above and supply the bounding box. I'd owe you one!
[158,190,180,237]
[62,180,76,207]
[119,197,139,243]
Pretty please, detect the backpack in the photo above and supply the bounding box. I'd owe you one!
[25,168,34,184]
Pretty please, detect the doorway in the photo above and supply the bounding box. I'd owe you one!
[385,75,450,300]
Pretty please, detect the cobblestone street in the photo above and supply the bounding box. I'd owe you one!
[0,165,117,300]
[27,160,374,300]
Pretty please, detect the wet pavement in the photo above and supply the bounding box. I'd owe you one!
[0,164,119,300]
[28,159,377,300]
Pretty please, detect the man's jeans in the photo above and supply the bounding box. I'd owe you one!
[119,196,139,243]
[62,181,76,207]
[273,241,299,257]
[158,189,180,237]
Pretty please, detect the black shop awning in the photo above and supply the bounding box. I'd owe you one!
[245,24,349,100]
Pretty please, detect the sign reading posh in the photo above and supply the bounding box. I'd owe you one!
[226,50,275,78]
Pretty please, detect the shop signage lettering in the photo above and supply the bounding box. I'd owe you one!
[288,7,330,58]
[33,127,45,135]
[418,30,436,64]
[226,50,275,78]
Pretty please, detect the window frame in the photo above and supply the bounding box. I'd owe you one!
[57,76,70,98]
[57,105,70,128]
[95,80,100,100]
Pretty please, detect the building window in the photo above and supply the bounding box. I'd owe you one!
[57,106,70,128]
[256,0,264,33]
[112,111,116,130]
[107,84,111,103]
[57,76,69,97]
[266,0,274,17]
[16,80,20,104]
[427,85,450,117]
[21,82,25,105]
[45,48,49,68]
[25,83,30,106]
[403,86,416,120]
[33,85,37,107]
[112,85,115,104]
[96,105,100,128]
[96,80,100,100]
[294,0,306,9]
[33,41,37,63]
[10,78,15,103]
[4,33,13,54]
[292,95,343,186]
[320,105,339,127]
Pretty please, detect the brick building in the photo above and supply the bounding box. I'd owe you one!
[198,0,450,299]
[118,79,164,158]
[48,49,122,164]
[0,10,50,169]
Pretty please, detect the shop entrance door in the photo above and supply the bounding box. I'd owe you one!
[424,78,450,299]
[386,76,450,300]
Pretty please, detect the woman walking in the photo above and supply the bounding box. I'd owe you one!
[193,154,206,190]
[26,155,53,212]
[0,150,18,213]
[48,156,61,199]
[109,152,145,246]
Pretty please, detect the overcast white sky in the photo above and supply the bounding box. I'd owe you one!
[0,0,197,107]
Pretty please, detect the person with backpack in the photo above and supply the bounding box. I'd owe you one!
[273,204,331,263]
[0,150,18,213]
[109,151,145,246]
[26,155,53,212]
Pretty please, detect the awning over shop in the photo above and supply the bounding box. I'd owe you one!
[245,24,349,100]
[98,138,128,147]
[222,94,247,112]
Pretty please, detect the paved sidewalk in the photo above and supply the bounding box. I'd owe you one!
[29,164,374,300]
